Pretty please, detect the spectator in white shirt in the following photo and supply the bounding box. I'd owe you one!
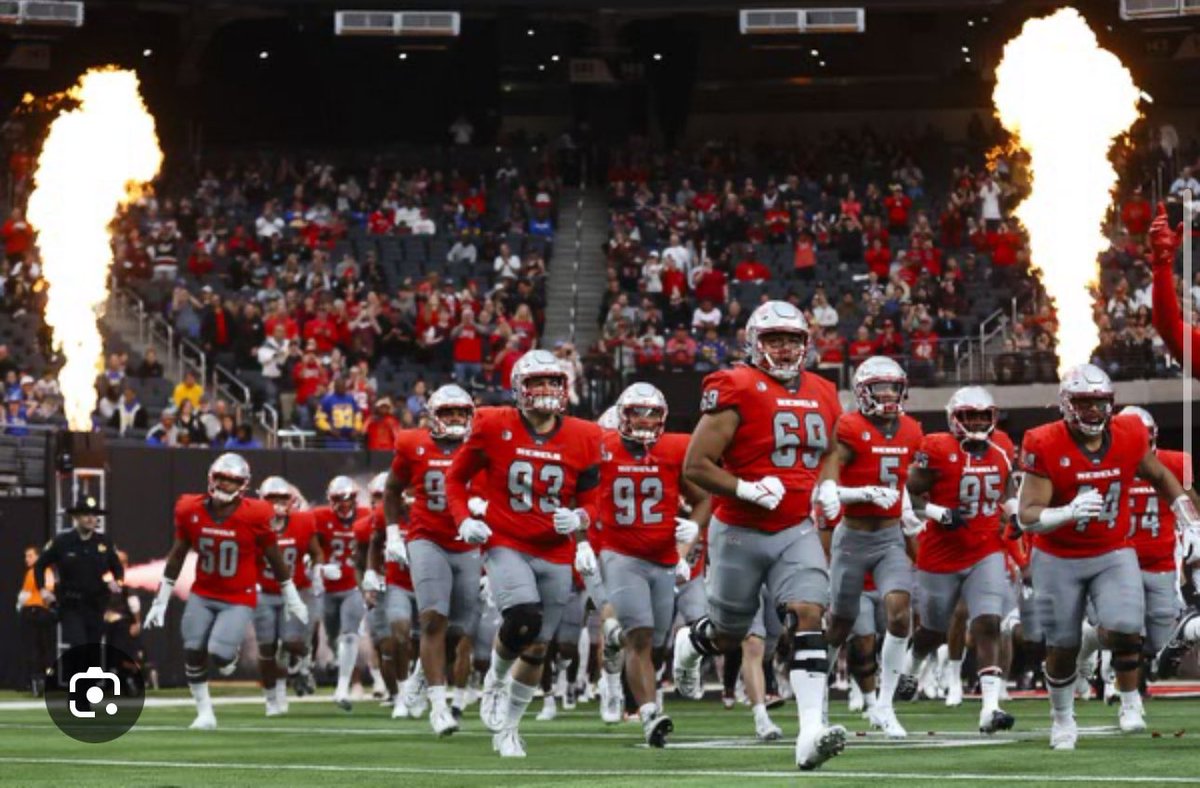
[978,175,1003,231]
[449,115,474,146]
[394,198,421,231]
[448,232,478,266]
[410,209,437,236]
[643,251,664,297]
[691,298,722,333]
[494,243,522,280]
[1169,166,1200,196]
[811,292,839,329]
[255,203,284,240]
[662,232,692,277]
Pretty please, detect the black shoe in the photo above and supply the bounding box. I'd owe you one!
[451,706,463,722]
[895,673,919,702]
[335,697,353,712]
[644,713,674,748]
[764,693,785,710]
[1155,610,1199,680]
[979,709,1015,734]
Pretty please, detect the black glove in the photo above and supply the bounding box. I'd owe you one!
[942,508,969,531]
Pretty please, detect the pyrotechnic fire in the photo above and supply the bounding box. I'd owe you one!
[992,8,1140,376]
[26,68,162,430]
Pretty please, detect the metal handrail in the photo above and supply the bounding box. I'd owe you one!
[259,403,280,448]
[178,336,207,386]
[213,364,251,423]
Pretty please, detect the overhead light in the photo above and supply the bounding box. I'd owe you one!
[538,64,546,71]
[550,54,560,62]
[142,48,152,57]
[968,19,975,27]
[527,28,535,36]
[810,48,819,56]
[961,45,969,52]
[398,52,408,60]
[819,60,826,67]
[258,50,269,60]
[982,16,989,23]
[653,53,663,61]
[964,56,972,63]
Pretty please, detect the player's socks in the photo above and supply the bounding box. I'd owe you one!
[789,631,828,733]
[1118,689,1142,710]
[1076,622,1100,677]
[752,702,771,726]
[504,678,537,729]
[189,681,214,716]
[945,659,963,689]
[979,668,1002,714]
[429,684,448,712]
[452,686,468,711]
[335,634,359,698]
[879,632,908,707]
[369,665,386,695]
[490,648,516,680]
[1047,672,1077,725]
[863,687,877,711]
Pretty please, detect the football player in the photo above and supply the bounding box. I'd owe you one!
[906,386,1017,734]
[446,349,603,758]
[674,300,846,770]
[1121,407,1200,680]
[254,476,323,717]
[596,382,710,746]
[1017,364,1200,749]
[144,454,308,730]
[313,476,370,711]
[819,356,923,739]
[384,384,481,735]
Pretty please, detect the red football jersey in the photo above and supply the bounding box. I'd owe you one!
[836,411,924,519]
[1020,414,1150,559]
[358,504,413,590]
[599,431,690,567]
[447,407,603,565]
[391,428,476,553]
[258,510,317,594]
[699,364,842,532]
[175,494,276,607]
[1129,449,1192,572]
[313,504,371,592]
[913,431,1016,573]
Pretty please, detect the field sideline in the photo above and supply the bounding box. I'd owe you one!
[1,688,1199,787]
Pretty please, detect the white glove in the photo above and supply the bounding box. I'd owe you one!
[813,479,841,521]
[143,578,174,629]
[553,507,583,535]
[384,524,408,565]
[839,485,900,509]
[1025,488,1105,533]
[458,517,492,545]
[468,496,489,518]
[736,475,786,511]
[16,590,30,611]
[900,488,925,536]
[310,573,325,597]
[1002,498,1020,520]
[361,568,385,593]
[1066,489,1106,521]
[319,562,343,582]
[1170,495,1200,531]
[574,541,598,576]
[281,579,309,625]
[674,517,700,544]
[674,557,692,584]
[1182,526,1200,567]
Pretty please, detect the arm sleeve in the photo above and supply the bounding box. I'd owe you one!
[1152,258,1200,375]
[447,419,489,525]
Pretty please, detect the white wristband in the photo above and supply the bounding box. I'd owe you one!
[154,577,175,603]
[386,524,402,542]
[1002,498,1019,519]
[924,503,949,523]
[1020,504,1072,533]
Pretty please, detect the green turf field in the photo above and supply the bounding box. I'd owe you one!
[1,688,1198,787]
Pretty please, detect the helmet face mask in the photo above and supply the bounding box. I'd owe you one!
[616,382,668,444]
[746,301,810,382]
[853,356,908,417]
[1058,363,1115,438]
[946,386,997,442]
[512,350,569,417]
[756,331,808,381]
[428,384,475,439]
[208,453,250,505]
[326,476,359,520]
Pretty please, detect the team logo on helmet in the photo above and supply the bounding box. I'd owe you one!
[946,386,998,443]
[428,384,475,440]
[326,475,359,520]
[1058,363,1114,438]
[511,349,569,417]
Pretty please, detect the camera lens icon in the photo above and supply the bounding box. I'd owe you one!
[69,666,121,719]
[46,643,144,743]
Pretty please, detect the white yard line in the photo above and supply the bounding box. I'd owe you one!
[0,756,1198,783]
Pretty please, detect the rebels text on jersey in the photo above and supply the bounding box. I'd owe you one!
[836,411,924,519]
[313,504,371,592]
[175,494,277,607]
[359,504,412,590]
[913,431,1016,573]
[447,407,603,565]
[391,428,475,553]
[1129,449,1193,572]
[1020,413,1150,559]
[699,364,842,532]
[599,431,690,567]
[258,510,317,594]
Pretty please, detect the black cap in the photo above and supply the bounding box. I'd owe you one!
[66,496,107,516]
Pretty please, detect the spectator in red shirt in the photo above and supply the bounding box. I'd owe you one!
[691,260,728,305]
[491,333,523,391]
[875,319,905,359]
[883,185,912,235]
[734,251,771,283]
[635,333,665,370]
[367,203,394,235]
[303,304,340,354]
[848,326,876,365]
[840,190,863,222]
[1121,186,1152,240]
[865,237,891,279]
[661,258,688,301]
[793,232,816,281]
[665,325,697,370]
[450,307,486,386]
[1,208,33,262]
[987,220,1022,288]
[814,326,846,366]
[363,397,403,451]
[907,314,940,384]
[292,345,328,426]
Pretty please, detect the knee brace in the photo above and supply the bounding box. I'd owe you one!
[184,661,208,684]
[790,631,829,674]
[498,603,543,654]
[1107,632,1143,668]
[518,652,545,667]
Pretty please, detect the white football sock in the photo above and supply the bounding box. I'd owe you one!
[790,630,828,733]
[336,634,359,697]
[1119,689,1142,711]
[490,648,515,680]
[452,686,467,709]
[863,687,878,710]
[429,684,448,712]
[945,659,963,687]
[878,632,908,707]
[369,665,385,691]
[274,680,287,703]
[752,701,771,726]
[505,678,537,730]
[1077,621,1100,676]
[189,681,213,715]
[1048,674,1076,725]
[979,672,1002,714]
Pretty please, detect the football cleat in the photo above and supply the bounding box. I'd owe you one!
[795,724,847,771]
[644,712,674,748]
[1155,609,1199,680]
[536,698,558,721]
[979,709,1015,734]
[868,705,908,739]
[492,727,527,758]
[334,696,353,713]
[451,706,464,722]
[480,671,510,732]
[391,698,411,719]
[265,698,284,718]
[764,693,785,710]
[944,674,963,708]
[894,673,919,703]
[672,627,704,700]
[430,705,460,736]
[1050,717,1078,750]
[403,666,429,718]
[1118,704,1147,733]
[755,716,783,742]
[847,681,864,713]
[189,711,218,730]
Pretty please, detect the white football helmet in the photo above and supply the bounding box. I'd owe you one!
[1059,363,1114,438]
[946,386,998,443]
[511,349,569,416]
[428,383,475,440]
[258,475,295,521]
[746,300,809,382]
[597,405,620,431]
[1121,405,1156,447]
[367,471,388,502]
[853,356,908,417]
[616,382,668,445]
[208,453,251,505]
[326,475,359,519]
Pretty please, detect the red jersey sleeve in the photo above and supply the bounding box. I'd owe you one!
[447,408,492,525]
[699,369,741,416]
[390,430,417,487]
[1019,428,1050,478]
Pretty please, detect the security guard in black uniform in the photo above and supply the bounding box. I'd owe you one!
[34,496,124,649]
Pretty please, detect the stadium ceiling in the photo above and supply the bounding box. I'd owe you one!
[87,0,1006,14]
